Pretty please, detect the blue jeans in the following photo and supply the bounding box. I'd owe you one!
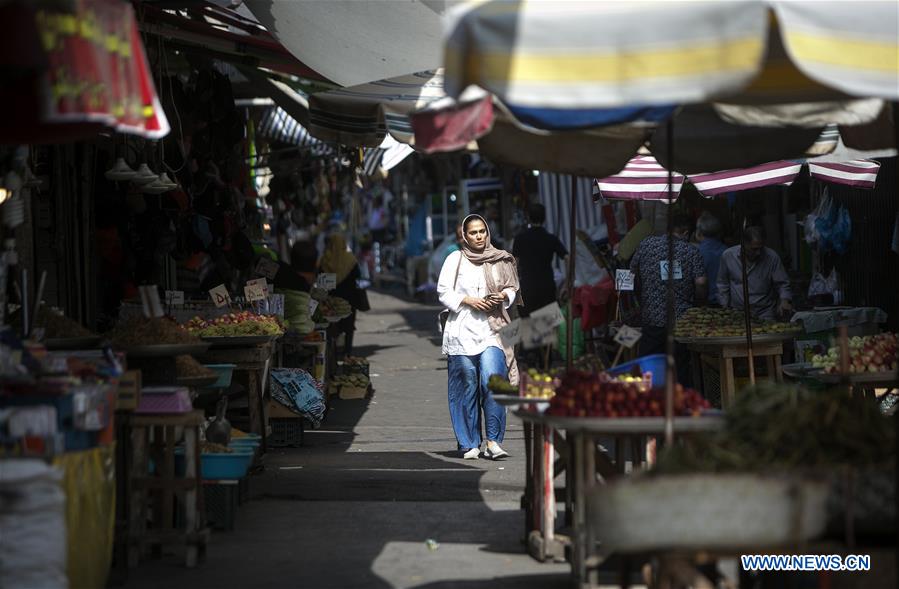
[447,346,507,450]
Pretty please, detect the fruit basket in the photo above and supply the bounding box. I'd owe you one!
[674,307,802,344]
[588,473,829,552]
[606,354,665,388]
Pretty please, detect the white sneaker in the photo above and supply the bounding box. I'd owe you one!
[484,443,509,460]
[462,447,480,460]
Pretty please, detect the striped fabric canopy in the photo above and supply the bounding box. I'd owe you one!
[595,156,879,202]
[594,156,686,202]
[595,157,804,202]
[308,70,486,148]
[808,160,881,189]
[443,1,899,129]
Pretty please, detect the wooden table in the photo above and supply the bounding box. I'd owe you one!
[682,336,792,409]
[514,410,725,587]
[197,343,275,452]
[126,411,208,568]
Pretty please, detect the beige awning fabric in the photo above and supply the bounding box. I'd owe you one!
[443,1,899,116]
[244,0,447,87]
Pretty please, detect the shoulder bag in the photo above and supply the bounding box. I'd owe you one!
[437,254,463,333]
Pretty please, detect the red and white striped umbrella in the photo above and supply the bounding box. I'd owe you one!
[594,156,800,202]
[593,156,685,202]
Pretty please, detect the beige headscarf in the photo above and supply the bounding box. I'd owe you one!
[461,214,522,385]
[319,233,357,284]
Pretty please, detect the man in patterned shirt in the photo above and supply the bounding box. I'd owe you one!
[629,213,707,357]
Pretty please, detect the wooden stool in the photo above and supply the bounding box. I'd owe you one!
[127,411,208,568]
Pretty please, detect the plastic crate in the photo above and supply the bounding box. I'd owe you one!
[269,418,304,447]
[205,482,239,531]
[606,354,667,388]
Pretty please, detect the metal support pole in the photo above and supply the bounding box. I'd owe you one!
[664,120,676,447]
[566,175,577,370]
[740,220,757,385]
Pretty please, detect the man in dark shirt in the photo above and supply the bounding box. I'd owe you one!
[630,213,707,356]
[696,212,727,305]
[512,204,568,317]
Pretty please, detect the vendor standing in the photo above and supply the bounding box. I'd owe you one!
[717,226,793,320]
[630,214,707,357]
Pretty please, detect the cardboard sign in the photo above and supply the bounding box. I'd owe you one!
[254,256,279,280]
[530,301,564,327]
[244,278,268,302]
[615,269,635,291]
[613,325,643,349]
[520,316,558,350]
[316,273,337,291]
[499,318,521,345]
[659,260,683,281]
[209,284,231,307]
[164,290,184,306]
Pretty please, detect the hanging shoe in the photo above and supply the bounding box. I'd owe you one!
[484,443,509,460]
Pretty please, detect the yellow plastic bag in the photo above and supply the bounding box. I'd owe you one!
[53,445,116,589]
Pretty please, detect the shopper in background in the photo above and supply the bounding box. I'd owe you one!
[319,233,365,357]
[512,203,567,317]
[718,226,793,320]
[438,215,520,460]
[630,213,707,357]
[695,212,727,306]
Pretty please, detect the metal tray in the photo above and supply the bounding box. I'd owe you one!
[491,394,550,407]
[176,375,219,389]
[44,336,102,350]
[513,410,726,434]
[121,343,210,357]
[677,331,800,346]
[781,362,824,379]
[809,369,899,385]
[201,335,278,347]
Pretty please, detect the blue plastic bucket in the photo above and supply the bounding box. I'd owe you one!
[606,354,667,388]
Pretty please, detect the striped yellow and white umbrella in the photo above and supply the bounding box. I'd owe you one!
[443,0,899,128]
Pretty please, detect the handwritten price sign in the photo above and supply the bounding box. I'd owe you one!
[613,325,643,348]
[254,257,279,280]
[316,273,337,291]
[209,284,231,308]
[244,278,269,302]
[615,269,635,291]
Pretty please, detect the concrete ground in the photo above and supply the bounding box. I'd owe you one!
[124,289,572,589]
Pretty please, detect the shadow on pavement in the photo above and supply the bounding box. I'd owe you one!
[409,573,570,589]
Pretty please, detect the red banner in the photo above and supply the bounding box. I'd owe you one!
[35,0,169,138]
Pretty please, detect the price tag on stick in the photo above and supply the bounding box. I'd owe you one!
[499,318,521,346]
[164,290,184,306]
[254,257,279,280]
[316,273,337,291]
[244,278,268,302]
[615,269,635,291]
[209,284,231,308]
[613,325,643,349]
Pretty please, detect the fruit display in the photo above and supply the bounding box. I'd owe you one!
[319,296,352,319]
[811,333,899,374]
[175,355,216,380]
[522,368,559,399]
[330,373,370,389]
[674,307,800,339]
[546,370,710,418]
[106,316,200,347]
[572,354,606,374]
[487,374,519,395]
[655,383,894,473]
[185,312,284,337]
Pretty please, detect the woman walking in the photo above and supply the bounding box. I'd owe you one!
[438,214,520,460]
[319,233,365,357]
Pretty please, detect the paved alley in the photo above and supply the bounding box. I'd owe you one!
[124,290,571,589]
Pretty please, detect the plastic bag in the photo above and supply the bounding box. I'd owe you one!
[830,206,851,254]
